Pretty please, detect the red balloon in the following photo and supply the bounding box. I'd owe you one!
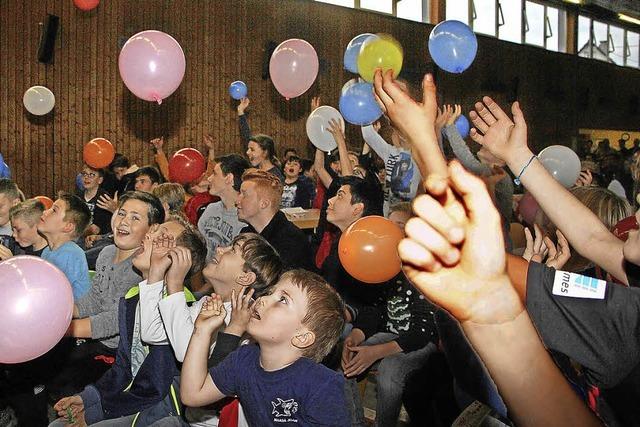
[83,138,115,169]
[338,216,405,284]
[34,196,54,210]
[517,192,539,226]
[169,148,206,184]
[73,0,100,11]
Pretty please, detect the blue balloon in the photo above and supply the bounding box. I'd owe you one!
[343,33,375,74]
[76,173,85,192]
[339,81,383,126]
[455,115,470,138]
[0,163,10,179]
[428,20,478,74]
[228,81,248,100]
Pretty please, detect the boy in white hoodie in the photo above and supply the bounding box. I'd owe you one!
[139,232,283,425]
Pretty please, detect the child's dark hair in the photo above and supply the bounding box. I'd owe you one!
[300,158,313,174]
[281,269,345,362]
[0,179,21,201]
[83,164,105,178]
[250,134,280,166]
[285,156,301,165]
[117,191,165,226]
[339,175,382,217]
[167,214,207,280]
[216,154,251,192]
[109,153,130,171]
[134,166,162,184]
[284,147,298,157]
[231,233,283,296]
[57,192,92,238]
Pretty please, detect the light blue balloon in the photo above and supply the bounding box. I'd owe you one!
[228,81,248,100]
[339,81,382,126]
[76,173,85,192]
[428,20,478,74]
[343,33,375,74]
[455,115,470,138]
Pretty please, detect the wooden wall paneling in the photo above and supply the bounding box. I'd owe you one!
[1,0,639,195]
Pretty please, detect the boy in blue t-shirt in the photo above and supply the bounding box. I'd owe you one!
[181,269,350,426]
[38,192,91,300]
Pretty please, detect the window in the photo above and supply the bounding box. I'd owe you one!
[315,0,354,6]
[525,1,545,47]
[628,32,640,68]
[397,0,424,23]
[473,0,497,36]
[446,0,469,24]
[578,15,639,68]
[523,1,564,51]
[498,0,522,44]
[360,0,393,14]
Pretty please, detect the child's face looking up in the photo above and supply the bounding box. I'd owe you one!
[247,278,311,349]
[112,199,152,251]
[0,193,19,228]
[284,160,301,179]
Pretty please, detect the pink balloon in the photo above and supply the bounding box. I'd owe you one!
[0,256,74,363]
[518,192,540,226]
[269,39,319,100]
[118,30,186,104]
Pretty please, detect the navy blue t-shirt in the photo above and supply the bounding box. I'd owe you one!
[209,344,349,426]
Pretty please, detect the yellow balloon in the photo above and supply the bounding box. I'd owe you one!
[357,34,403,83]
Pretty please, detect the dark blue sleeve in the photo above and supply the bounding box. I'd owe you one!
[239,114,252,146]
[208,345,250,396]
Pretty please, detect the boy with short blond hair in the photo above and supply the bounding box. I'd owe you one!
[38,192,92,300]
[181,269,350,426]
[10,199,47,256]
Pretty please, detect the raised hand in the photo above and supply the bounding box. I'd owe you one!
[165,247,193,293]
[544,230,571,270]
[147,232,176,283]
[575,170,593,187]
[446,104,462,126]
[435,104,452,132]
[225,288,255,337]
[327,118,346,145]
[373,69,447,195]
[310,96,321,111]
[194,294,227,334]
[237,97,250,116]
[150,137,164,152]
[398,161,522,324]
[469,97,530,167]
[522,223,548,263]
[97,191,118,213]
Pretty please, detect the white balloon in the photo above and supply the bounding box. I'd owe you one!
[306,106,345,153]
[538,145,581,188]
[23,86,55,116]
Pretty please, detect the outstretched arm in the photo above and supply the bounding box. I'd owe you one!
[468,97,627,284]
[399,160,601,427]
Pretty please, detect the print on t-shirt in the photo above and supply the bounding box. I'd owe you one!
[281,182,297,208]
[272,397,299,421]
[389,152,414,202]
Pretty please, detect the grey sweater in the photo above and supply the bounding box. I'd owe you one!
[444,124,514,251]
[76,245,142,348]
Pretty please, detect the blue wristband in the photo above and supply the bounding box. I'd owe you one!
[514,155,537,186]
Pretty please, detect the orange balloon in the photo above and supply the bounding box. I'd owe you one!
[83,138,115,169]
[34,196,53,210]
[73,0,99,11]
[338,215,404,283]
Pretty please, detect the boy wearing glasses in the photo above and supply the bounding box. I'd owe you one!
[78,164,112,236]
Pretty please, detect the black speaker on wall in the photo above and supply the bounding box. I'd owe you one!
[38,14,60,63]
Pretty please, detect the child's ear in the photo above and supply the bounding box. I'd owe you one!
[236,271,256,287]
[291,330,315,350]
[11,198,20,208]
[62,221,76,235]
[352,202,364,218]
[259,198,270,210]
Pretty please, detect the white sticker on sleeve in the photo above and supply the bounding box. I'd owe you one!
[552,270,606,299]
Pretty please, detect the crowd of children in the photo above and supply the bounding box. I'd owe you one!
[1,66,640,427]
